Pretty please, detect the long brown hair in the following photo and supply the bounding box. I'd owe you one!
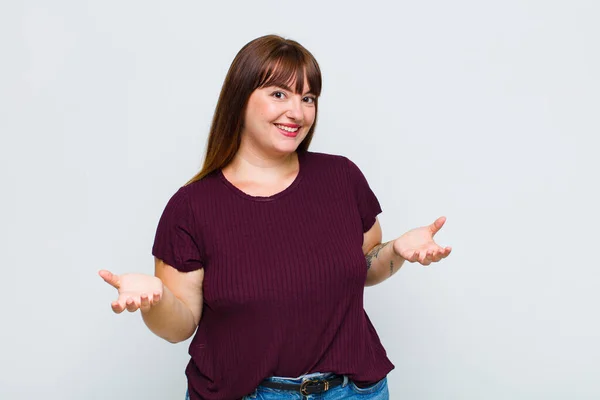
[184,35,322,185]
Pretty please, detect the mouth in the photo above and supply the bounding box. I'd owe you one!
[274,123,301,137]
[274,123,300,133]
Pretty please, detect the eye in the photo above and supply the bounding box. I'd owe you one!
[271,91,286,99]
[303,96,316,104]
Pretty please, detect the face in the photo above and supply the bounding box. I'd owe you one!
[241,77,316,157]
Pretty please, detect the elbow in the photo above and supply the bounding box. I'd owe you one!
[163,324,198,344]
[166,337,189,344]
[164,331,194,344]
[365,277,383,287]
[364,269,384,287]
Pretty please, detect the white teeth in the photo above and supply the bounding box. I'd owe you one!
[275,124,299,133]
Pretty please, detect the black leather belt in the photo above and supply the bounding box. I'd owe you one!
[260,375,345,395]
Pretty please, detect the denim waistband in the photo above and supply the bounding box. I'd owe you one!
[261,372,347,386]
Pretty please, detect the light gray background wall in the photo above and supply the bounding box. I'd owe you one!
[1,0,598,399]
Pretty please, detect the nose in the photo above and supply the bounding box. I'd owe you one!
[285,95,303,121]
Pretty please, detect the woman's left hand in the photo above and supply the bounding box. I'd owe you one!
[392,216,452,266]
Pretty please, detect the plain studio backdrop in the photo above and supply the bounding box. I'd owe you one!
[1,1,598,399]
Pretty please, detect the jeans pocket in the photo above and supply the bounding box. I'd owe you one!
[349,376,387,395]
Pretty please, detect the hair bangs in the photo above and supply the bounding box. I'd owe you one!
[258,50,321,96]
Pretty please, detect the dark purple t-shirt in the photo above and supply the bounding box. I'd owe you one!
[152,151,394,400]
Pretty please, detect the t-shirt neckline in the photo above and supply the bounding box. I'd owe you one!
[217,151,306,202]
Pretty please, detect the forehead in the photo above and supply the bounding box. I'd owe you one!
[271,77,311,94]
[258,62,312,94]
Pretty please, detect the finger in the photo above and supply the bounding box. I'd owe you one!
[419,252,430,265]
[99,270,120,289]
[152,292,161,305]
[410,251,420,263]
[429,216,446,236]
[111,300,126,314]
[426,249,434,261]
[125,297,139,313]
[436,251,446,262]
[140,293,151,313]
[431,248,444,262]
[438,247,452,260]
[440,246,452,258]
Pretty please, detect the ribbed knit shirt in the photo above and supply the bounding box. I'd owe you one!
[152,150,394,400]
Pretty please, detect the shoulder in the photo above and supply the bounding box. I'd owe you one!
[305,150,367,176]
[159,172,222,222]
[302,150,353,171]
[180,171,222,200]
[301,151,368,187]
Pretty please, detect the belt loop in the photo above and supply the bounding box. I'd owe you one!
[342,375,349,387]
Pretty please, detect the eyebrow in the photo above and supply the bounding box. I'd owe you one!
[274,83,315,96]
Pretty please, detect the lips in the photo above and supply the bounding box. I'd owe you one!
[274,123,300,137]
[274,123,300,133]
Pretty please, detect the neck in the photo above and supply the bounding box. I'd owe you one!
[225,144,299,182]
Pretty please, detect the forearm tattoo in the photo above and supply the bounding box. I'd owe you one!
[365,241,390,270]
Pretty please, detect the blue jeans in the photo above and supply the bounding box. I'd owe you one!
[185,372,389,399]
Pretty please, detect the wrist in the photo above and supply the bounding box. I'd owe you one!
[391,239,404,260]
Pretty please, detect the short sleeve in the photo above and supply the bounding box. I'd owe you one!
[152,186,204,272]
[345,157,383,232]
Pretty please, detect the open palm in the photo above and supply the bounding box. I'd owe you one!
[98,270,163,313]
[393,216,452,266]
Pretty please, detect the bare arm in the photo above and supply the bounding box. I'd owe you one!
[363,217,453,286]
[363,218,405,287]
[141,258,204,343]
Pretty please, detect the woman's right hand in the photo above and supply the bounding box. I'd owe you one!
[99,270,164,314]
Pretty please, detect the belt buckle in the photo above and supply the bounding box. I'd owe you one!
[300,379,318,396]
[300,379,330,396]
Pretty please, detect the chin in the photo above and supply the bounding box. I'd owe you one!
[271,146,299,157]
[270,138,300,153]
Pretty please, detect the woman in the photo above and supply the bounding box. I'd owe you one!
[99,35,451,400]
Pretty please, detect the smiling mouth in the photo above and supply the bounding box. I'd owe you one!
[274,123,300,133]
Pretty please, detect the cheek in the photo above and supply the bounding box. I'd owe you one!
[245,103,271,128]
[250,106,275,125]
[262,103,282,121]
[305,108,316,126]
